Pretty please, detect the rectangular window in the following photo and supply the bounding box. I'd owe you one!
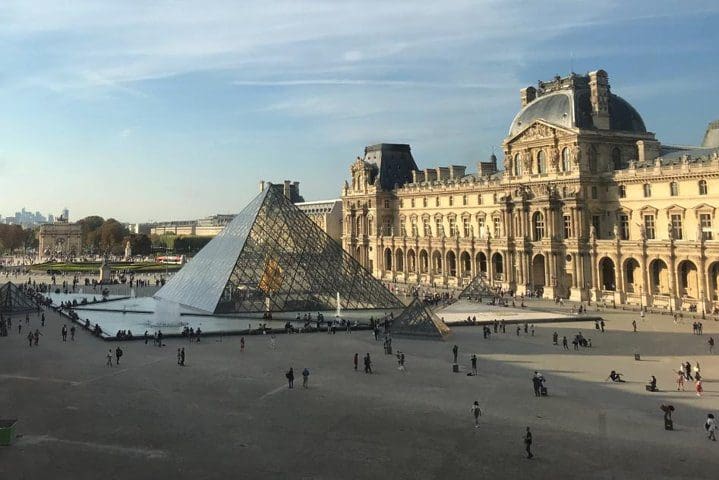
[462,195,467,206]
[411,220,418,237]
[449,196,454,206]
[478,217,485,237]
[592,215,601,239]
[700,213,713,240]
[493,217,501,238]
[563,215,572,239]
[644,215,655,240]
[410,198,415,208]
[448,217,457,237]
[400,223,407,236]
[493,193,497,204]
[477,194,483,205]
[671,214,683,240]
[619,214,629,240]
[435,219,444,237]
[463,218,471,237]
[591,186,598,199]
[423,219,431,236]
[618,185,626,198]
[435,197,440,207]
[423,197,427,207]
[400,199,404,208]
[643,184,651,197]
[384,200,390,208]
[382,218,392,236]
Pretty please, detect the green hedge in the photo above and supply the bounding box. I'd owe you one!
[29,262,182,273]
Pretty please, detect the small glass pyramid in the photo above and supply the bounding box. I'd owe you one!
[391,298,451,339]
[0,282,38,313]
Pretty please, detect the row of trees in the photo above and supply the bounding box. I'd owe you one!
[1,217,212,257]
[0,224,37,253]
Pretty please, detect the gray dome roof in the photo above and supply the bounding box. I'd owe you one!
[508,90,647,137]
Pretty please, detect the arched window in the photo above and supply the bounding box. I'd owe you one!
[611,147,621,170]
[513,153,522,176]
[699,179,708,195]
[537,151,546,174]
[532,212,545,241]
[670,181,679,197]
[561,147,571,172]
[643,184,652,198]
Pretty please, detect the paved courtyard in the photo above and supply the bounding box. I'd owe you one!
[2,299,719,479]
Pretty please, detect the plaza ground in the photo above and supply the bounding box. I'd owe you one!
[2,298,719,479]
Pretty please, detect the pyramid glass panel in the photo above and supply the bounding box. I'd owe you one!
[458,273,494,300]
[391,298,451,340]
[156,185,403,314]
[0,282,38,314]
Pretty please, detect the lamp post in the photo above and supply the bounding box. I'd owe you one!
[701,288,706,320]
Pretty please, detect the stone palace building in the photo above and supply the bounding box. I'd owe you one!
[341,69,719,313]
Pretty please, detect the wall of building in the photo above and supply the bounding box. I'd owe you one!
[341,70,719,314]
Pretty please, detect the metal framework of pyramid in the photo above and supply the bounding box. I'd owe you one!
[0,282,37,314]
[156,184,404,314]
[458,272,494,299]
[391,298,451,340]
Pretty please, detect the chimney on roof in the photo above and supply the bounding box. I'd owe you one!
[588,70,610,130]
[520,86,536,107]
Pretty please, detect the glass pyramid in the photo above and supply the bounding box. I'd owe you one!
[391,298,451,340]
[0,282,38,314]
[156,184,403,314]
[458,273,494,300]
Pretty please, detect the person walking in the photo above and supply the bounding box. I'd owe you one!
[364,353,372,374]
[632,320,637,333]
[180,348,185,366]
[240,336,245,352]
[177,348,182,365]
[562,336,568,350]
[286,367,294,388]
[600,319,605,332]
[70,325,76,341]
[524,427,534,459]
[144,330,149,344]
[676,370,685,391]
[302,368,310,388]
[696,379,703,397]
[115,346,123,365]
[471,354,478,376]
[41,312,45,327]
[27,331,34,347]
[709,337,714,353]
[33,329,42,346]
[452,345,459,364]
[532,372,542,397]
[552,332,558,345]
[353,353,358,371]
[706,414,717,441]
[106,349,113,367]
[471,401,482,428]
[61,324,67,341]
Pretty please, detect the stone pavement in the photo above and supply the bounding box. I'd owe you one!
[1,302,719,479]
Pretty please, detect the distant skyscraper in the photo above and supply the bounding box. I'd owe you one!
[61,208,69,221]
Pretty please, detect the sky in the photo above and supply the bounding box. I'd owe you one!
[1,0,718,223]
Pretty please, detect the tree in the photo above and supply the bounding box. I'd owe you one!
[78,216,105,252]
[98,219,127,254]
[125,234,152,256]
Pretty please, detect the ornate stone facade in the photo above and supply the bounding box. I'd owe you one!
[37,218,82,260]
[342,70,719,313]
